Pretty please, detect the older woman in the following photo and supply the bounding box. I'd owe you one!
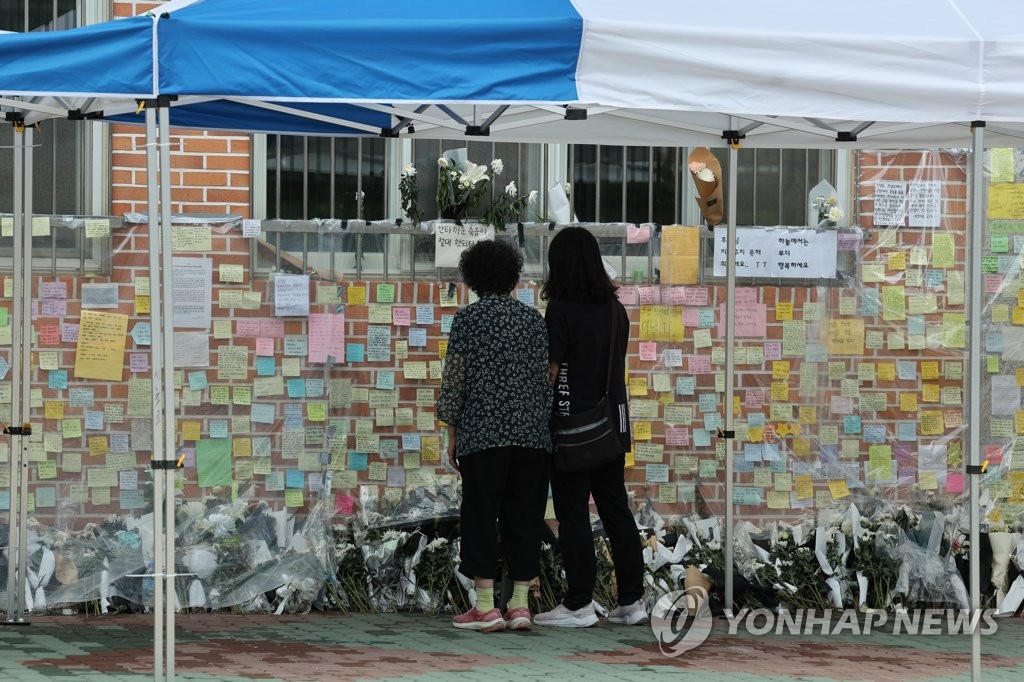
[437,239,551,633]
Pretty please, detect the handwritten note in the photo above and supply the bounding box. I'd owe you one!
[74,310,128,381]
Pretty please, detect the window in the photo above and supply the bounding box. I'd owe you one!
[260,135,838,284]
[0,0,108,274]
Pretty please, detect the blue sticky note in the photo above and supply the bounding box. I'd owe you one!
[897,422,918,441]
[285,469,305,488]
[188,371,208,391]
[287,379,306,398]
[897,361,917,380]
[925,269,943,288]
[762,444,780,461]
[376,371,395,390]
[402,433,421,451]
[985,332,1003,353]
[69,388,94,407]
[256,356,276,376]
[732,456,753,473]
[85,411,104,430]
[209,420,229,439]
[675,377,695,395]
[697,309,715,328]
[0,356,9,381]
[131,322,151,346]
[251,403,275,424]
[698,393,717,413]
[284,404,303,429]
[693,429,712,447]
[306,379,324,398]
[804,344,828,363]
[907,316,924,336]
[48,369,68,390]
[747,413,765,427]
[843,415,862,434]
[35,487,56,508]
[347,451,369,471]
[864,425,887,443]
[379,439,398,459]
[860,290,879,316]
[440,315,454,334]
[409,328,427,347]
[416,305,434,325]
[121,490,145,509]
[744,444,763,462]
[346,343,365,363]
[515,288,535,306]
[702,413,722,430]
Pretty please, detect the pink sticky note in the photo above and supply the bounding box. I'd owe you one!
[764,342,782,360]
[745,390,763,408]
[335,493,356,515]
[984,275,1003,294]
[718,302,767,337]
[235,319,261,337]
[637,286,661,304]
[638,342,657,361]
[255,337,275,357]
[261,318,285,338]
[735,287,759,304]
[665,426,690,447]
[683,308,700,327]
[688,356,711,374]
[392,307,411,326]
[682,287,709,306]
[985,445,1004,464]
[946,472,964,494]
[129,353,149,372]
[662,287,686,306]
[616,287,639,305]
[626,224,651,244]
[308,313,346,364]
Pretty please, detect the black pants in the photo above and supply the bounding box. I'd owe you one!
[458,446,548,582]
[551,454,644,610]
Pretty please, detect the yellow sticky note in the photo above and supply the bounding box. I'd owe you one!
[633,422,652,441]
[285,489,304,507]
[88,436,109,457]
[899,393,918,412]
[794,475,814,500]
[828,480,851,499]
[233,437,252,458]
[772,361,790,380]
[659,226,700,284]
[887,251,906,271]
[347,286,366,305]
[32,216,51,236]
[629,377,648,396]
[921,361,940,380]
[44,401,64,420]
[921,410,945,436]
[181,421,202,441]
[775,302,793,321]
[219,264,244,283]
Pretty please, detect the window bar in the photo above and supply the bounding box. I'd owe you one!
[675,148,681,225]
[778,149,784,226]
[356,233,363,280]
[274,231,281,271]
[302,231,309,273]
[382,233,389,279]
[79,223,87,276]
[274,136,282,220]
[594,144,601,223]
[410,233,417,280]
[50,221,57,276]
[647,146,654,224]
[751,148,758,225]
[621,145,628,223]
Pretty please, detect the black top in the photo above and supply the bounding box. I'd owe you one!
[436,293,552,457]
[545,297,631,448]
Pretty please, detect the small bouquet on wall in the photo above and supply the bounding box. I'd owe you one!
[813,194,844,225]
[436,152,496,221]
[398,165,424,227]
[480,181,537,231]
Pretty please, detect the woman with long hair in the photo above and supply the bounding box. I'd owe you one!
[534,226,647,627]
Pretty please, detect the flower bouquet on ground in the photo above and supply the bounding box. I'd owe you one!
[852,515,902,611]
[531,540,567,614]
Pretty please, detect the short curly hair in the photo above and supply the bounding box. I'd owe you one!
[459,239,522,295]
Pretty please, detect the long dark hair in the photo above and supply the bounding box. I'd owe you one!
[541,226,617,303]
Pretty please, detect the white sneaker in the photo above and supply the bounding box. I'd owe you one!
[607,599,648,625]
[534,603,599,627]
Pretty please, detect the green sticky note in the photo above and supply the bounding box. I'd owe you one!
[698,459,718,478]
[991,234,1010,253]
[196,438,232,488]
[0,307,7,326]
[285,489,304,507]
[37,461,57,480]
[987,355,1000,373]
[376,283,395,303]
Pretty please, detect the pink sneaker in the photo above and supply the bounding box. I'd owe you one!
[452,607,505,632]
[505,606,532,631]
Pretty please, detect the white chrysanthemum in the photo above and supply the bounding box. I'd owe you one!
[504,181,517,198]
[402,165,416,176]
[828,206,844,221]
[491,158,504,175]
[528,190,539,204]
[437,157,449,168]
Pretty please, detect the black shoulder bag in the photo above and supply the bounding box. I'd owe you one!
[550,301,627,472]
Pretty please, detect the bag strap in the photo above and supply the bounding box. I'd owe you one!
[602,298,617,396]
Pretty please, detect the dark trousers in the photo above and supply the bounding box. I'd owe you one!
[551,454,644,610]
[458,446,548,582]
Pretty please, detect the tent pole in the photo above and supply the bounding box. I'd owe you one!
[158,104,178,682]
[967,122,984,682]
[15,125,34,623]
[4,121,27,625]
[724,129,739,613]
[145,104,165,682]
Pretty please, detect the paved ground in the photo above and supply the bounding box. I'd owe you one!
[0,610,1021,681]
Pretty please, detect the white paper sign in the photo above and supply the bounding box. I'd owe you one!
[172,257,212,329]
[173,331,211,367]
[990,375,1021,416]
[81,283,120,309]
[242,219,261,237]
[873,181,907,226]
[907,180,941,228]
[713,227,838,279]
[434,222,495,268]
[274,274,310,317]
